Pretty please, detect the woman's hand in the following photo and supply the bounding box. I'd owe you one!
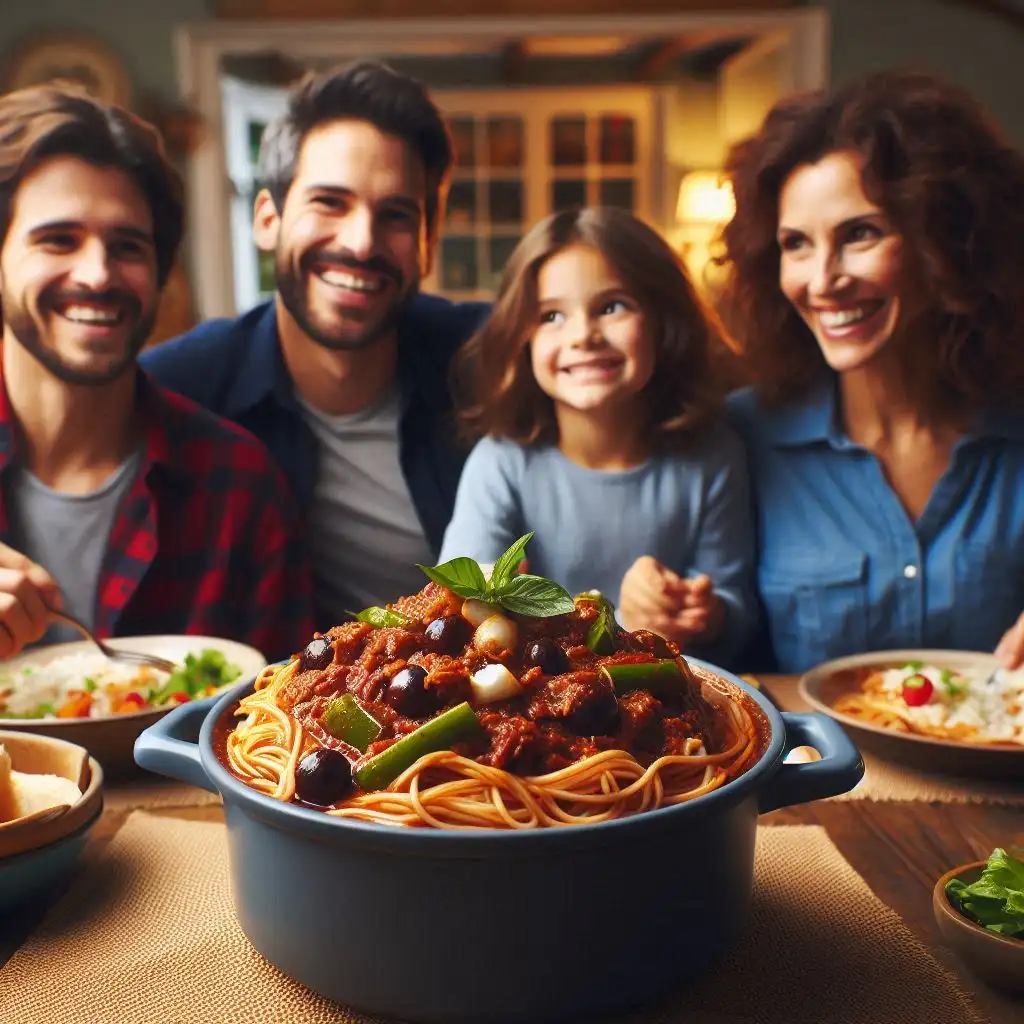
[0,543,63,658]
[995,610,1024,670]
[619,557,724,647]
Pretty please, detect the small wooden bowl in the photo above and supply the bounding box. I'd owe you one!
[0,730,103,861]
[933,860,1024,996]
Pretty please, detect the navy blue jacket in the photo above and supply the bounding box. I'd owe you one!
[140,295,490,555]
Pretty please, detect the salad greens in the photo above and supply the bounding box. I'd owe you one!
[945,847,1024,938]
[148,649,243,706]
[417,533,574,618]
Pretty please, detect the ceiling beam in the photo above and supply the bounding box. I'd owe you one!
[631,30,739,81]
[500,41,528,84]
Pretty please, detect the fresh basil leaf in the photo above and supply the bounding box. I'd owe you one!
[350,606,414,628]
[417,556,489,598]
[586,596,618,655]
[489,532,534,590]
[493,574,574,617]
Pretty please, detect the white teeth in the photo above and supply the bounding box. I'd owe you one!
[62,305,120,325]
[318,270,384,293]
[819,307,870,328]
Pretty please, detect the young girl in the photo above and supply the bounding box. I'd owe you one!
[440,206,757,667]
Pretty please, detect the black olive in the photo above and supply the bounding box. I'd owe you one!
[524,638,570,675]
[384,665,437,718]
[301,637,334,672]
[295,748,353,806]
[630,629,678,659]
[424,615,472,655]
[567,687,620,737]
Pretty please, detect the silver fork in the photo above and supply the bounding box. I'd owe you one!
[48,609,179,674]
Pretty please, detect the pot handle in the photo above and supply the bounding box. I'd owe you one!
[757,712,864,814]
[133,696,218,793]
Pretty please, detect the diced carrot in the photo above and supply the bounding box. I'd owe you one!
[56,692,93,718]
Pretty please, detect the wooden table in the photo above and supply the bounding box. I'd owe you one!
[3,678,1023,1024]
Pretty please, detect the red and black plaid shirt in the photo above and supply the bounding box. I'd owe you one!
[0,370,316,663]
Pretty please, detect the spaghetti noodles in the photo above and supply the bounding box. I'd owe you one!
[226,657,760,829]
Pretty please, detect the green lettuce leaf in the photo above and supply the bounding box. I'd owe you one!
[945,848,1024,938]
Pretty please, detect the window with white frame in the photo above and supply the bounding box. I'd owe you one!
[428,87,656,300]
[221,77,289,313]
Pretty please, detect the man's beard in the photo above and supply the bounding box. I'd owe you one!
[2,286,155,387]
[275,247,418,353]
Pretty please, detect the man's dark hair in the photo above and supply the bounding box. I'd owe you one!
[259,60,453,249]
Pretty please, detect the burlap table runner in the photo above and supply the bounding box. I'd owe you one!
[0,813,982,1024]
[763,676,1024,804]
[102,777,221,812]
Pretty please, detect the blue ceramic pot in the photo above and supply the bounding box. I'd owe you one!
[135,660,863,1024]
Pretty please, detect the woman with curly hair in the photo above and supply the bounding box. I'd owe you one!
[719,69,1024,673]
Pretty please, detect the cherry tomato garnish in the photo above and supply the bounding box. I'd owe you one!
[901,673,933,707]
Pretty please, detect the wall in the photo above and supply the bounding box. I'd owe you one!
[2,2,1022,144]
[0,0,212,108]
[824,0,1024,145]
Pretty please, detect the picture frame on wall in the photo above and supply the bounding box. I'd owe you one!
[5,33,132,109]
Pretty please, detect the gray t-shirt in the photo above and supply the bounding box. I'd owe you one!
[438,430,757,667]
[298,388,434,624]
[5,453,141,645]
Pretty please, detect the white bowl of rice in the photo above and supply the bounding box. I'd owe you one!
[0,635,267,776]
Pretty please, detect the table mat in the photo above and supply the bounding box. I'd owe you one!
[0,813,983,1024]
[103,777,222,812]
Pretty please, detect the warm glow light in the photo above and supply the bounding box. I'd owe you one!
[676,170,735,226]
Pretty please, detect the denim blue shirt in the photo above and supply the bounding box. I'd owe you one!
[140,296,489,555]
[728,384,1024,674]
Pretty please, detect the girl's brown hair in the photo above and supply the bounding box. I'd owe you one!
[715,69,1024,415]
[453,206,725,452]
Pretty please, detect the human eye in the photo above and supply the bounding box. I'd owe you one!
[37,232,77,252]
[599,298,630,316]
[777,231,808,254]
[539,309,563,325]
[312,194,347,211]
[111,238,150,260]
[382,206,419,226]
[845,221,883,246]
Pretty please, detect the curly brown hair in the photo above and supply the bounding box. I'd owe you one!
[453,206,726,452]
[716,69,1024,415]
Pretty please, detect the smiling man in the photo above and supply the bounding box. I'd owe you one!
[0,86,315,660]
[142,62,489,624]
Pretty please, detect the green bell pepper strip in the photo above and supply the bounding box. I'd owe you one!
[321,694,382,753]
[599,659,685,699]
[354,702,486,791]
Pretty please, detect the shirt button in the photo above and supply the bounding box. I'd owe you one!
[903,564,918,579]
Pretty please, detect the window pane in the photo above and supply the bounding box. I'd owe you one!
[551,117,587,166]
[488,236,520,290]
[441,238,478,291]
[599,178,635,212]
[448,118,476,169]
[487,181,523,225]
[487,117,523,168]
[247,121,266,165]
[257,248,275,295]
[599,116,635,164]
[552,179,587,212]
[447,180,477,227]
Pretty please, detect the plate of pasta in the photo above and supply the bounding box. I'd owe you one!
[799,650,1024,780]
